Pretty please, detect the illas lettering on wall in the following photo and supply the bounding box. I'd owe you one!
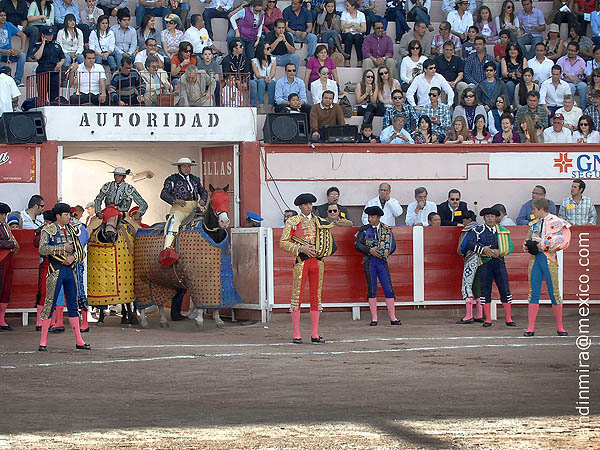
[78,112,220,128]
[203,160,233,176]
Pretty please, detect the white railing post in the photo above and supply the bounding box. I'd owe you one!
[412,226,425,304]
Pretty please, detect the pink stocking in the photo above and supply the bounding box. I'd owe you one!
[310,310,320,339]
[40,319,51,347]
[474,298,483,319]
[68,317,85,346]
[552,304,566,333]
[291,310,301,339]
[0,303,8,327]
[81,309,89,330]
[463,297,473,321]
[527,303,539,333]
[385,298,397,322]
[36,305,44,327]
[503,303,513,323]
[54,305,65,328]
[368,298,378,322]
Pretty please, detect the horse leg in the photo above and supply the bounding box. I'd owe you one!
[120,304,128,324]
[139,308,149,329]
[127,303,139,325]
[194,308,204,329]
[214,309,224,328]
[158,304,169,328]
[97,308,105,327]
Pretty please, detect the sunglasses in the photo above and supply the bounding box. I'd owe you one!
[183,49,192,52]
[465,94,475,98]
[374,26,384,29]
[380,71,389,75]
[581,122,590,125]
[392,96,403,100]
[449,198,460,201]
[506,5,513,8]
[366,74,374,77]
[265,46,271,50]
[428,92,438,97]
[287,69,296,72]
[593,74,600,77]
[485,68,495,72]
[411,46,421,50]
[168,21,177,24]
[427,66,435,70]
[328,209,338,213]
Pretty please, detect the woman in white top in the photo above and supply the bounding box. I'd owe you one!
[340,0,366,67]
[89,15,116,71]
[56,14,84,67]
[311,65,339,104]
[573,115,600,143]
[447,0,473,42]
[399,39,426,88]
[494,0,519,41]
[250,42,277,107]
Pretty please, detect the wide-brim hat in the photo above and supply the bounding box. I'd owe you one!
[85,202,94,208]
[165,14,182,26]
[364,206,385,216]
[110,167,131,175]
[294,193,317,206]
[480,207,500,217]
[172,157,198,166]
[548,23,560,34]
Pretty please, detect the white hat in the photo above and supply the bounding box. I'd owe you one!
[110,167,131,175]
[171,157,198,166]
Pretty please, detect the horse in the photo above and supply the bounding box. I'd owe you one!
[135,185,242,329]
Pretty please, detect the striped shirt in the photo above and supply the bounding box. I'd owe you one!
[558,196,597,225]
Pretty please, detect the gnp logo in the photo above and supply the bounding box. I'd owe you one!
[554,152,600,178]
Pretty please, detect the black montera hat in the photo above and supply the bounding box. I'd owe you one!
[294,193,317,206]
[52,202,71,216]
[364,206,385,216]
[0,203,10,214]
[480,207,501,217]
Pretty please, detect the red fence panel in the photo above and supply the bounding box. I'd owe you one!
[8,230,38,309]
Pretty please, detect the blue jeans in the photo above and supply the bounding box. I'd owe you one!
[292,32,317,60]
[250,78,276,106]
[275,53,301,70]
[203,7,230,39]
[385,6,410,42]
[0,52,25,83]
[226,30,257,59]
[517,33,543,60]
[134,5,169,27]
[407,6,430,26]
[321,30,340,48]
[95,54,117,71]
[63,53,84,67]
[568,81,587,110]
[505,80,516,106]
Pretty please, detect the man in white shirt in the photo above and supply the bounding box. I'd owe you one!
[134,38,165,72]
[183,14,220,56]
[20,195,45,229]
[380,114,415,144]
[527,42,554,85]
[539,65,570,116]
[361,183,403,226]
[492,203,516,227]
[406,59,454,108]
[554,95,582,132]
[405,186,437,226]
[542,113,573,143]
[69,48,107,105]
[0,69,20,116]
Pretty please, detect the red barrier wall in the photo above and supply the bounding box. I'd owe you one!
[7,230,38,309]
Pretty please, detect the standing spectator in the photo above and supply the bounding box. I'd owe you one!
[494,29,510,63]
[304,44,342,90]
[558,179,597,225]
[183,14,219,56]
[32,25,65,101]
[69,48,107,105]
[315,186,350,219]
[495,0,520,42]
[362,20,395,78]
[398,20,432,58]
[468,113,492,143]
[487,94,511,135]
[262,0,282,34]
[492,112,521,142]
[444,115,470,143]
[137,15,162,53]
[464,36,494,86]
[141,54,172,105]
[406,59,454,107]
[202,0,234,41]
[0,8,25,86]
[453,87,487,129]
[89,14,116,71]
[406,187,437,226]
[539,64,570,116]
[543,23,566,62]
[0,66,19,115]
[435,40,467,102]
[514,90,548,131]
[431,21,462,56]
[380,114,415,143]
[283,0,317,63]
[514,67,537,106]
[0,0,39,60]
[340,0,365,67]
[492,203,516,226]
[437,189,468,226]
[275,63,310,113]
[361,183,403,226]
[527,42,553,85]
[573,113,600,142]
[54,0,90,43]
[555,94,582,131]
[110,8,136,70]
[250,42,276,109]
[421,87,452,140]
[311,65,338,104]
[412,114,437,143]
[315,0,346,58]
[447,0,473,42]
[309,90,345,141]
[161,13,183,61]
[475,5,498,43]
[110,55,142,105]
[501,43,526,104]
[56,13,84,67]
[558,42,588,110]
[477,61,508,109]
[265,18,300,70]
[542,113,573,142]
[516,184,557,224]
[517,0,546,60]
[385,0,410,45]
[134,0,167,28]
[97,0,126,18]
[21,195,44,229]
[177,65,215,106]
[228,0,265,60]
[382,89,418,131]
[399,39,426,89]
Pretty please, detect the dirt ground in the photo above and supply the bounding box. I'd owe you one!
[0,307,598,450]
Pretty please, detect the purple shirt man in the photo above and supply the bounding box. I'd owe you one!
[361,21,395,76]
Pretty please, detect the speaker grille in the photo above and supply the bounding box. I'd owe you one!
[271,116,298,141]
[8,115,36,141]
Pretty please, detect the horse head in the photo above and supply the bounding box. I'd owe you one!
[208,184,230,229]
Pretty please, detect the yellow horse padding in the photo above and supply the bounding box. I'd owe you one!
[87,226,135,306]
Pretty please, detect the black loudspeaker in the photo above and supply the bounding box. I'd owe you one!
[0,112,47,144]
[263,113,309,144]
[321,124,358,143]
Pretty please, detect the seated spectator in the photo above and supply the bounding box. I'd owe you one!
[177,65,215,106]
[283,0,317,62]
[431,21,462,56]
[361,182,403,226]
[363,66,401,122]
[265,18,300,71]
[514,90,548,131]
[96,0,126,19]
[141,54,172,105]
[514,67,537,107]
[487,94,512,135]
[69,48,107,105]
[406,0,432,28]
[517,0,546,60]
[412,114,437,143]
[202,0,234,41]
[283,92,303,112]
[275,63,310,113]
[543,23,565,63]
[327,203,353,226]
[518,113,542,143]
[587,67,600,107]
[262,0,283,34]
[250,42,276,109]
[135,37,165,72]
[406,59,454,108]
[573,114,600,142]
[340,0,366,67]
[304,44,342,91]
[444,115,469,143]
[461,25,478,59]
[542,113,573,142]
[593,8,600,46]
[28,0,55,43]
[283,209,297,223]
[555,94,582,131]
[80,0,102,31]
[400,39,427,90]
[549,0,576,31]
[359,0,383,35]
[452,87,486,129]
[427,212,441,226]
[382,89,418,131]
[183,14,220,56]
[501,43,527,104]
[421,87,452,140]
[137,15,162,52]
[380,114,414,143]
[362,20,395,77]
[315,186,350,218]
[310,90,345,141]
[385,0,410,45]
[492,203,515,226]
[434,40,468,102]
[33,25,65,101]
[171,41,196,85]
[311,65,338,104]
[406,187,437,226]
[494,29,510,63]
[447,0,473,42]
[161,13,183,61]
[539,64,570,116]
[495,0,519,42]
[228,0,265,60]
[475,6,497,43]
[568,23,594,60]
[315,0,346,57]
[476,61,508,109]
[399,20,432,58]
[56,14,84,67]
[468,113,492,143]
[357,122,379,143]
[0,8,25,86]
[197,46,222,85]
[558,41,588,110]
[134,0,168,28]
[461,209,476,225]
[558,179,597,225]
[89,15,116,71]
[585,91,600,129]
[516,185,556,224]
[7,214,20,229]
[528,43,553,87]
[110,55,142,105]
[55,0,91,44]
[221,37,251,77]
[355,69,376,116]
[464,36,495,86]
[492,112,521,142]
[3,0,41,60]
[109,8,136,69]
[437,189,468,226]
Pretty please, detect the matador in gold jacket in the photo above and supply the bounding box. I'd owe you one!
[280,193,336,344]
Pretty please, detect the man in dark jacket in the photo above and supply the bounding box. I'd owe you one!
[437,189,469,226]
